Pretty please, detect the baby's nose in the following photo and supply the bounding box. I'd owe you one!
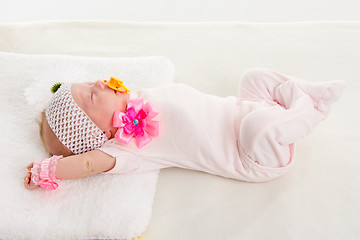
[94,80,106,90]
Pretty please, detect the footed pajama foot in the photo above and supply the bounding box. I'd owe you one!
[297,80,345,117]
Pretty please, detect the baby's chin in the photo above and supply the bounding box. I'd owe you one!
[109,128,117,139]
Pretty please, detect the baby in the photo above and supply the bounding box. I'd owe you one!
[24,68,345,190]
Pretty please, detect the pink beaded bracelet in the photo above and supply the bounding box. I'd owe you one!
[31,155,62,190]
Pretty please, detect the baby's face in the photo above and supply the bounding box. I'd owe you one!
[71,80,129,138]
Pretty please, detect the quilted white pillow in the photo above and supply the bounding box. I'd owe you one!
[0,52,174,240]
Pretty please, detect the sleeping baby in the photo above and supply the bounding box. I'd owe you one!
[24,68,345,190]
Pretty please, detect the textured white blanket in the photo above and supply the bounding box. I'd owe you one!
[0,52,174,240]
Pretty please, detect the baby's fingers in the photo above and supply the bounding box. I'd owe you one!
[27,163,33,170]
[24,172,31,186]
[24,172,39,190]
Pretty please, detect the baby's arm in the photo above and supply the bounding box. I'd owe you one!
[24,150,115,190]
[55,149,115,180]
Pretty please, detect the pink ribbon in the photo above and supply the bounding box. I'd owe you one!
[113,98,159,148]
[39,179,59,190]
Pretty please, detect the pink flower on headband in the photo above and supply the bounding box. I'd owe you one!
[113,98,159,148]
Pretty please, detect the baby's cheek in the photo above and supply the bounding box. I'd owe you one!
[104,105,117,126]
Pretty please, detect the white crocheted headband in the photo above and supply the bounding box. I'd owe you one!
[25,64,108,154]
[45,83,108,154]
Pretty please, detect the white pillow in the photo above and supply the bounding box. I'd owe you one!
[0,51,174,240]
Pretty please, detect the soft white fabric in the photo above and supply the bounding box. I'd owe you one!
[0,51,174,240]
[0,21,359,240]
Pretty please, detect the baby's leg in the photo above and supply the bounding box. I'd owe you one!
[238,69,345,167]
[240,89,320,167]
[238,68,345,119]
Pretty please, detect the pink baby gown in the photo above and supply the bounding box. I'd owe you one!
[99,69,345,182]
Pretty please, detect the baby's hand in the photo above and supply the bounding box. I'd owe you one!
[24,163,40,190]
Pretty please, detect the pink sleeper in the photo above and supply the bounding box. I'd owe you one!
[99,69,345,182]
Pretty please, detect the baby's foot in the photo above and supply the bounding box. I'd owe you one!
[300,80,345,116]
[24,171,40,190]
[316,81,345,113]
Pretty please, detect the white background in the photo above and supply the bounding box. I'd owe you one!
[0,0,360,23]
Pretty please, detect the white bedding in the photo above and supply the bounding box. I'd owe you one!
[0,52,174,240]
[0,21,359,240]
